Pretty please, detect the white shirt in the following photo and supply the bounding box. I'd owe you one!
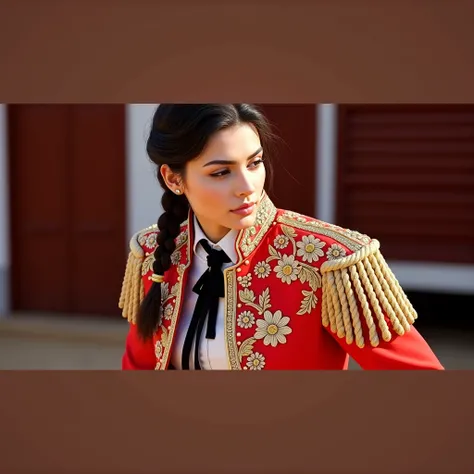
[170,216,238,370]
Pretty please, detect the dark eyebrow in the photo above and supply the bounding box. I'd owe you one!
[202,146,263,168]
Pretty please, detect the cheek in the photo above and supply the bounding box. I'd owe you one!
[186,177,229,209]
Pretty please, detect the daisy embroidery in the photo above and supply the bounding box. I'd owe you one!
[237,311,256,329]
[155,340,163,360]
[163,304,174,321]
[246,352,266,370]
[326,243,347,261]
[254,261,271,279]
[254,310,292,347]
[145,233,158,250]
[274,235,289,249]
[274,254,299,284]
[296,235,326,263]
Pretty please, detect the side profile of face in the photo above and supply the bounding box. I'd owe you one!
[162,123,266,243]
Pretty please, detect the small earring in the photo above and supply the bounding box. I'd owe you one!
[175,189,181,195]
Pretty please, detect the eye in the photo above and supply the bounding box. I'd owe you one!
[210,169,230,178]
[248,158,264,169]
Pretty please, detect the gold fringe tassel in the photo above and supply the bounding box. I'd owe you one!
[118,232,145,325]
[320,240,418,348]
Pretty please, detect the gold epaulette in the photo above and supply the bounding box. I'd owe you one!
[320,239,417,348]
[118,228,149,325]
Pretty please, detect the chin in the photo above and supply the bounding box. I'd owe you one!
[230,214,257,230]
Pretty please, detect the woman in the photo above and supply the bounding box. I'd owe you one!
[120,104,443,370]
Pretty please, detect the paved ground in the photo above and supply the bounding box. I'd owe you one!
[1,312,473,370]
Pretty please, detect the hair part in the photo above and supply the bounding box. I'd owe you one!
[137,104,277,340]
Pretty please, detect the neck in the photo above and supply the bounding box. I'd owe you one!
[194,216,231,244]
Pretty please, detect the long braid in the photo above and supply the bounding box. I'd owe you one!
[137,184,189,340]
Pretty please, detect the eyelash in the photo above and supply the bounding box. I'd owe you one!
[210,159,265,178]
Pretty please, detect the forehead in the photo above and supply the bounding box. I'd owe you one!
[198,123,262,161]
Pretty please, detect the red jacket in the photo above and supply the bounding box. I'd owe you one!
[120,194,443,370]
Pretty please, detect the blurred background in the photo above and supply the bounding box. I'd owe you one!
[0,103,473,369]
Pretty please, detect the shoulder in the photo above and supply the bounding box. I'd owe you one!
[269,209,418,347]
[272,208,373,256]
[128,219,190,259]
[128,224,159,260]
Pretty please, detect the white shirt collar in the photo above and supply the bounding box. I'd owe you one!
[192,214,239,265]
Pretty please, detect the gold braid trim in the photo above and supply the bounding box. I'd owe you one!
[320,239,417,348]
[118,231,146,324]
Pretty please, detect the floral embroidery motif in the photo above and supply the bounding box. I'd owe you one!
[137,225,157,247]
[274,254,300,284]
[145,233,158,250]
[296,235,326,263]
[326,243,347,260]
[277,214,367,252]
[142,253,155,276]
[254,310,292,347]
[161,282,170,301]
[238,274,252,288]
[274,234,290,249]
[237,311,256,329]
[254,261,271,279]
[170,250,181,265]
[246,352,266,370]
[239,288,271,315]
[160,282,179,305]
[175,230,188,247]
[163,304,174,321]
[155,340,163,360]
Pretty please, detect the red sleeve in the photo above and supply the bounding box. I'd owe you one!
[326,324,444,370]
[122,323,156,370]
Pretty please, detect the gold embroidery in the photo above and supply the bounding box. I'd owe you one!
[156,230,192,370]
[162,304,174,321]
[254,261,271,279]
[274,234,290,249]
[246,352,266,370]
[142,254,155,276]
[274,254,300,284]
[237,194,277,258]
[277,214,368,252]
[254,310,292,347]
[237,311,256,329]
[224,269,241,370]
[326,243,347,261]
[238,337,256,362]
[238,274,252,288]
[297,290,318,315]
[137,224,158,247]
[266,242,322,292]
[296,235,326,263]
[238,287,271,315]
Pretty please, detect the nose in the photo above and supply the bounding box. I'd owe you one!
[235,168,255,198]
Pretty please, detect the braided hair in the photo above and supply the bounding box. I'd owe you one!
[137,104,276,340]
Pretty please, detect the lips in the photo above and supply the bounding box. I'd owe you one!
[231,202,256,216]
[233,202,254,211]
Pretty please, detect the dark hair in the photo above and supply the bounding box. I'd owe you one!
[137,104,276,340]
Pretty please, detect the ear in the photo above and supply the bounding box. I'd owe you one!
[160,164,183,193]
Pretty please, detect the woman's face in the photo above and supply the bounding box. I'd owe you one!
[176,123,266,243]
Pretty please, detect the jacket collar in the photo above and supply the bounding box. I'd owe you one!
[180,191,277,267]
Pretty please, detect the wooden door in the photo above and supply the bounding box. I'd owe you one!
[9,104,126,316]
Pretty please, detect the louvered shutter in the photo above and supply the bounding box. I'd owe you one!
[336,105,474,264]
